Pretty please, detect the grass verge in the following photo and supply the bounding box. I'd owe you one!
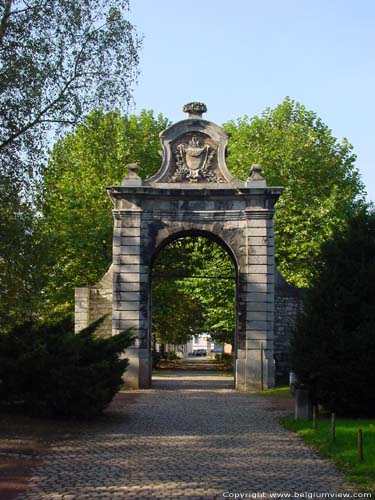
[255,385,293,398]
[280,416,375,492]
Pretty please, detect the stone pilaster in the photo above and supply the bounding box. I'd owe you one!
[236,207,275,390]
[112,210,150,388]
[74,287,90,333]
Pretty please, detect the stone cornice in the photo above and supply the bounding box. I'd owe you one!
[107,185,283,200]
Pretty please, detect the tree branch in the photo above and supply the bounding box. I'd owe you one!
[39,118,77,125]
[0,75,79,151]
[0,35,89,151]
[0,17,119,151]
[0,0,13,45]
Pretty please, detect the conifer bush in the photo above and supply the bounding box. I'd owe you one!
[290,209,375,416]
[0,317,133,417]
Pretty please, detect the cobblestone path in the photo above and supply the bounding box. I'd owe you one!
[17,372,349,500]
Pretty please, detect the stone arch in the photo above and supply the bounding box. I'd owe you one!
[104,103,283,390]
[151,227,239,272]
[149,228,238,378]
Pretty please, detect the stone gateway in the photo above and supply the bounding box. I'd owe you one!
[76,103,286,390]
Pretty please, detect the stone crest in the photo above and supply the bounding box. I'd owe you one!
[171,134,223,183]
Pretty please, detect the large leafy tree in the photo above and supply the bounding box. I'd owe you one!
[224,97,366,287]
[0,0,140,187]
[0,0,141,330]
[290,209,375,416]
[39,109,170,312]
[152,282,205,347]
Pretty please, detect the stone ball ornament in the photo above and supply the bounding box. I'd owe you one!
[183,102,207,118]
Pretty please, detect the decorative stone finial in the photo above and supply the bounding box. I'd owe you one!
[127,163,140,178]
[246,164,267,187]
[183,102,207,119]
[122,163,142,186]
[248,164,264,181]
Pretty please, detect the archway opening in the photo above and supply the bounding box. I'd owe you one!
[150,232,237,389]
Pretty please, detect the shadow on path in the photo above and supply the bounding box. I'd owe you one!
[152,369,234,390]
[14,370,349,499]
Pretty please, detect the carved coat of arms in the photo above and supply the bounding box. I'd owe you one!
[171,135,223,183]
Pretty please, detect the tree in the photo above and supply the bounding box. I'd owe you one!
[152,236,236,346]
[152,282,205,347]
[39,109,170,313]
[0,0,141,330]
[290,209,375,416]
[0,0,141,188]
[224,97,366,287]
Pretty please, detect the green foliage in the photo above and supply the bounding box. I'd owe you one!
[290,209,375,416]
[38,109,170,312]
[0,0,141,329]
[152,236,236,346]
[0,0,140,189]
[152,350,162,369]
[0,178,45,333]
[164,351,179,361]
[152,281,205,346]
[224,97,366,287]
[281,416,375,490]
[214,353,233,370]
[0,316,134,417]
[255,386,292,398]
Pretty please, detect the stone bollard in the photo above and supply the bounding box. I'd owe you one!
[295,388,312,420]
[289,371,297,396]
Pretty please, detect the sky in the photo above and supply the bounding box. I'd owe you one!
[126,0,375,202]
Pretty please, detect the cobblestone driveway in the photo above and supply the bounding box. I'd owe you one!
[17,372,348,499]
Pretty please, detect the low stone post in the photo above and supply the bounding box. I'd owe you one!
[294,388,312,420]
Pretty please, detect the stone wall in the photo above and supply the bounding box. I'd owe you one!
[274,270,304,384]
[74,266,113,338]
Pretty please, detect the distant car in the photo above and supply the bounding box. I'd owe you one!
[194,349,207,356]
[212,346,224,353]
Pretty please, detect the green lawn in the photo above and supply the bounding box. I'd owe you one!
[255,385,293,398]
[280,416,375,491]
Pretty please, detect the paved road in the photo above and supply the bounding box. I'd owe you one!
[17,372,349,500]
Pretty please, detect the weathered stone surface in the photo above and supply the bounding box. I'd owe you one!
[295,388,313,420]
[112,287,140,298]
[246,320,270,330]
[113,254,141,265]
[247,226,268,237]
[247,282,268,293]
[246,301,272,312]
[74,269,112,337]
[246,292,271,303]
[245,273,269,283]
[274,270,304,384]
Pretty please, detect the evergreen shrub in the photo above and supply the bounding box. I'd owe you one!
[290,210,375,416]
[0,316,133,417]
